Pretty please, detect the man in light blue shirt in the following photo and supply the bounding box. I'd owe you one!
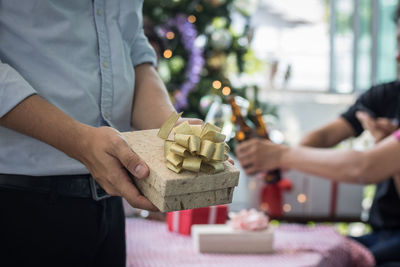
[0,1,198,266]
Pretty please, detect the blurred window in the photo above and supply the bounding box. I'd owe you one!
[251,0,397,93]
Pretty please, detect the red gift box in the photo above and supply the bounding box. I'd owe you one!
[166,205,228,235]
[261,178,293,218]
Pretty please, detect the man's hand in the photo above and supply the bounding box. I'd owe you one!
[356,111,400,196]
[75,126,158,211]
[356,111,398,142]
[0,95,158,210]
[235,138,286,174]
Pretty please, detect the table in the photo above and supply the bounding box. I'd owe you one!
[126,218,374,267]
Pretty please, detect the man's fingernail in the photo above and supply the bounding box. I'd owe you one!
[134,164,147,178]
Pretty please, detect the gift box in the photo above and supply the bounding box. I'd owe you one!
[122,129,240,212]
[167,205,228,235]
[260,178,293,218]
[281,170,363,219]
[191,224,274,254]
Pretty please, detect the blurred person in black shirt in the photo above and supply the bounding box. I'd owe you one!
[287,7,400,266]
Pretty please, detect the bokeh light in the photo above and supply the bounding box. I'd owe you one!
[212,80,222,89]
[222,86,231,95]
[166,31,175,40]
[163,49,172,59]
[188,15,196,23]
[283,203,292,212]
[297,193,307,203]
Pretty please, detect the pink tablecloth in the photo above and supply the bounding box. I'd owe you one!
[126,218,374,267]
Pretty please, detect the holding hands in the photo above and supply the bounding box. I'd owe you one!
[77,117,203,211]
[74,126,157,210]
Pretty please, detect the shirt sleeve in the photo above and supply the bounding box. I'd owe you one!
[340,85,382,137]
[129,3,157,67]
[0,61,37,118]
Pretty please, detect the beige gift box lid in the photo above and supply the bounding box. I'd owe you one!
[122,129,240,212]
[192,224,274,254]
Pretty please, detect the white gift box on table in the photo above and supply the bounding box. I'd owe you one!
[191,224,274,254]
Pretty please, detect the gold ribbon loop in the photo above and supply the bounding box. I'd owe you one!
[174,121,193,135]
[170,143,190,157]
[166,153,183,167]
[201,130,226,143]
[182,156,202,172]
[188,135,201,154]
[174,134,201,154]
[212,142,225,161]
[158,112,230,174]
[199,139,215,159]
[191,125,202,137]
[201,161,225,174]
[224,143,230,153]
[158,112,182,139]
[175,134,191,147]
[167,162,183,173]
[200,123,221,136]
[164,140,174,157]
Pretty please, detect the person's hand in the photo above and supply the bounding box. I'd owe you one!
[235,138,285,175]
[356,111,398,143]
[75,126,158,211]
[357,111,400,195]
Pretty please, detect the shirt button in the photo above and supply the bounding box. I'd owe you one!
[103,61,107,68]
[104,112,109,119]
[97,8,101,16]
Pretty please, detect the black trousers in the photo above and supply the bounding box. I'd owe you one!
[0,186,126,267]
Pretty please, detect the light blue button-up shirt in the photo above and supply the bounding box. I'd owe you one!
[0,0,157,175]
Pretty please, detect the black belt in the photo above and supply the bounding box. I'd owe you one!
[0,174,110,200]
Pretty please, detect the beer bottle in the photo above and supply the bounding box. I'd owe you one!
[229,95,253,142]
[253,108,281,184]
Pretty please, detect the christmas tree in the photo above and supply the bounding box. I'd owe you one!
[143,0,267,119]
[143,0,286,217]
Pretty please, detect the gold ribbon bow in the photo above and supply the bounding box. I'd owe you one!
[157,112,230,174]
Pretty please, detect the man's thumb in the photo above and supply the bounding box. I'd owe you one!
[114,139,150,179]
